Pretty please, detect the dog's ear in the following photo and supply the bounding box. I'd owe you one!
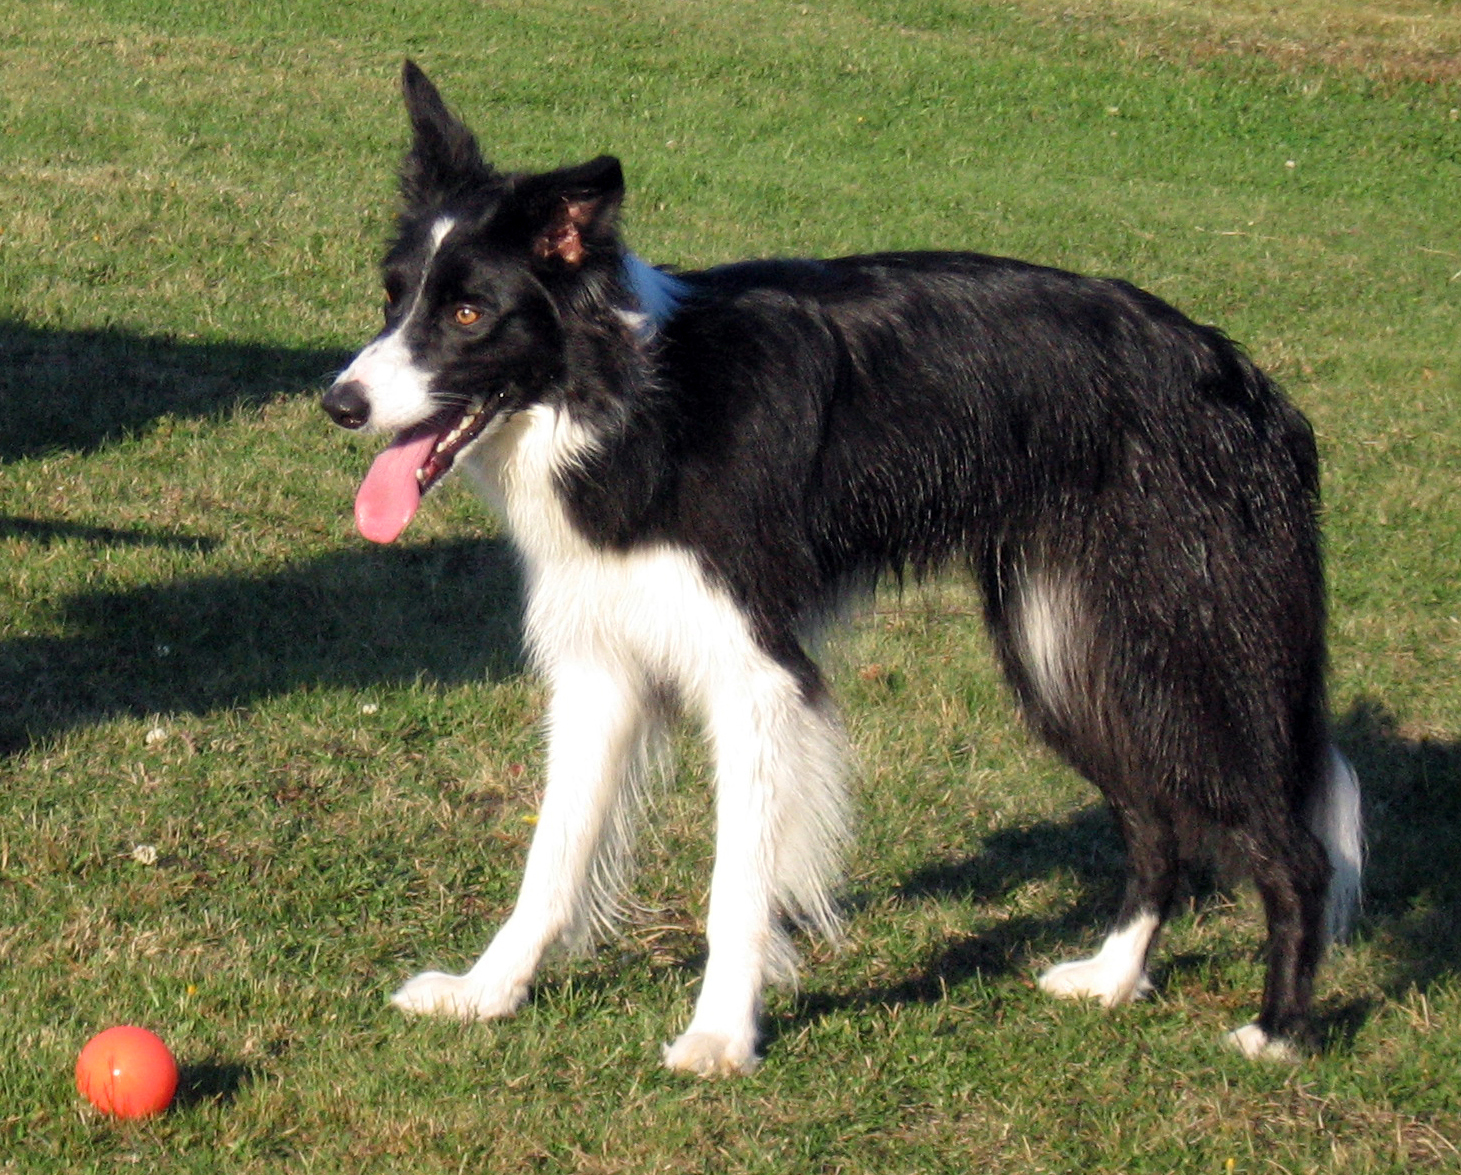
[399,60,494,202]
[516,155,625,270]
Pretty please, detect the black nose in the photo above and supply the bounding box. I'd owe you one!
[322,380,371,429]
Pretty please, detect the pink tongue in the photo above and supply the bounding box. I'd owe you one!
[354,430,440,544]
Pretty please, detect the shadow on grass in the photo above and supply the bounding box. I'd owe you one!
[1336,700,1461,994]
[1,322,528,752]
[0,319,350,462]
[769,809,1122,1046]
[176,1060,260,1110]
[0,514,219,552]
[773,698,1461,1052]
[0,538,525,754]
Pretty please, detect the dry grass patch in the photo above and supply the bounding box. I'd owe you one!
[1015,0,1461,80]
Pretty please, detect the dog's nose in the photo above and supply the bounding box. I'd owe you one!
[322,380,371,429]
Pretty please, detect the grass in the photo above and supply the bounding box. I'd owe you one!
[1,0,1459,1170]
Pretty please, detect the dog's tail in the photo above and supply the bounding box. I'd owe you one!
[1308,744,1363,945]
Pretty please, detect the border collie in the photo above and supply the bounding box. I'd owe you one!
[322,62,1362,1074]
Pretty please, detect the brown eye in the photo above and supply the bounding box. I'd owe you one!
[453,305,482,327]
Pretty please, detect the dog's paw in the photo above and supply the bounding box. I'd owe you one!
[1226,1022,1300,1062]
[661,1031,761,1077]
[390,971,527,1021]
[1038,957,1154,1008]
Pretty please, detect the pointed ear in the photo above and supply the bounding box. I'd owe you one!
[399,60,494,202]
[518,156,625,269]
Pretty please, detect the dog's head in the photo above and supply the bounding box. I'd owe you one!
[322,61,626,543]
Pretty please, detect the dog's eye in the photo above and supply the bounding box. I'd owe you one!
[453,305,484,327]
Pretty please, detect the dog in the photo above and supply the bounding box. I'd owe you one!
[321,61,1362,1075]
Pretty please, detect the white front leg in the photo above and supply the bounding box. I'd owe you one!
[663,668,849,1076]
[661,733,776,1075]
[393,660,654,1020]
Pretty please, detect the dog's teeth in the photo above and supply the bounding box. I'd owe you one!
[432,401,487,456]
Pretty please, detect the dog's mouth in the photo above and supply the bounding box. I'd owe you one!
[354,396,491,544]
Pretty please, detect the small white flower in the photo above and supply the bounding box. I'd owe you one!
[361,703,380,715]
[144,727,168,746]
[131,844,159,866]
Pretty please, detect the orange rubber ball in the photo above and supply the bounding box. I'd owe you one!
[75,1026,179,1118]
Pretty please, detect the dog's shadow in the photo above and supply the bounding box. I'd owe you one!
[766,808,1122,1042]
[0,321,526,753]
[0,319,347,462]
[1334,701,1461,991]
[0,537,525,753]
[770,699,1461,1052]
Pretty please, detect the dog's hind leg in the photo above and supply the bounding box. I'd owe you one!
[1039,798,1177,1007]
[662,665,849,1076]
[1002,570,1177,1008]
[392,659,658,1020]
[1226,815,1330,1060]
[1227,745,1361,1059]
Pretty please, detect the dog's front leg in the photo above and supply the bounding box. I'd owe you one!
[661,762,775,1074]
[663,668,845,1076]
[392,660,651,1020]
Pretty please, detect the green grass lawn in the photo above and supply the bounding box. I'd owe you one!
[2,0,1459,1170]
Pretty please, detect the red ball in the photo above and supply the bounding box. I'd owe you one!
[75,1026,179,1118]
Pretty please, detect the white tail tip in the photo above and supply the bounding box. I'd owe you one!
[1310,745,1363,945]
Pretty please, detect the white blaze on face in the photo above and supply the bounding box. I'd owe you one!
[335,217,458,436]
[331,217,462,544]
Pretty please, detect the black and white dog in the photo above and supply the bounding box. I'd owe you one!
[322,62,1362,1074]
